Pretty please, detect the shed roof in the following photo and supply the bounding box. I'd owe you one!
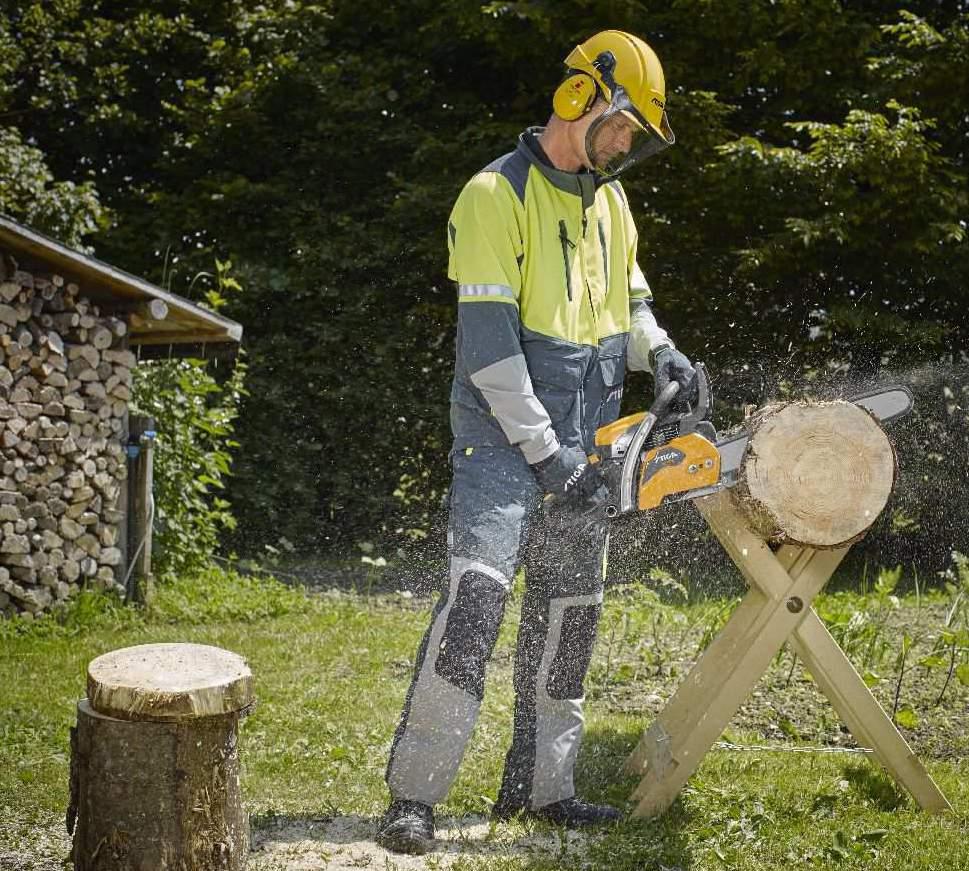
[0,214,242,359]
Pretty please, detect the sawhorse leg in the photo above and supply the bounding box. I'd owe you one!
[624,491,951,817]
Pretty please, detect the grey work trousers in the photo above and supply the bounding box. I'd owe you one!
[385,445,608,811]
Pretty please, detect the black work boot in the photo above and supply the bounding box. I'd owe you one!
[494,796,622,827]
[375,799,435,855]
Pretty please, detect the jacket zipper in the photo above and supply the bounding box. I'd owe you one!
[582,213,599,334]
[558,220,574,302]
[597,218,609,291]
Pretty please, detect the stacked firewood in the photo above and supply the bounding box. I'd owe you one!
[0,267,133,618]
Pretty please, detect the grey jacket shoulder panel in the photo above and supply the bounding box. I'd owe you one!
[481,149,531,204]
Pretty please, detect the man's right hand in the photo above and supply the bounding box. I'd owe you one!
[531,445,609,514]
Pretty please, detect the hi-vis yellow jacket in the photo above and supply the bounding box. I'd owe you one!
[447,127,673,464]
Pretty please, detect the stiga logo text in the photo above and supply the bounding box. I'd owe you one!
[641,447,685,484]
[564,463,587,491]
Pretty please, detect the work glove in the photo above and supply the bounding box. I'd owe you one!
[652,346,698,407]
[531,445,609,516]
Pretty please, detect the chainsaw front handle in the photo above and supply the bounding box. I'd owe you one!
[616,381,680,515]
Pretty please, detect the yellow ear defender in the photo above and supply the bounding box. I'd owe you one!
[551,52,618,121]
[552,70,598,121]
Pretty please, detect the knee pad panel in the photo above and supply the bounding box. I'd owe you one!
[435,570,507,700]
[546,603,601,700]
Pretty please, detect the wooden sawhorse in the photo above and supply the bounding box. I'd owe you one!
[624,490,952,817]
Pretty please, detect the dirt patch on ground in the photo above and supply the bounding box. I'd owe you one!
[5,811,597,870]
[249,813,598,870]
[0,810,73,871]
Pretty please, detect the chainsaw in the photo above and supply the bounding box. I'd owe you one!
[591,364,914,520]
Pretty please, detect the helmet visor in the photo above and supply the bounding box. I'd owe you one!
[585,87,674,177]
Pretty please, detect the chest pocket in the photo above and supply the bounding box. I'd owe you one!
[556,214,609,318]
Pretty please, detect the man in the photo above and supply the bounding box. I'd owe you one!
[377,30,697,855]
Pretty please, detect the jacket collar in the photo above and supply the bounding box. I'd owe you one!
[517,126,603,210]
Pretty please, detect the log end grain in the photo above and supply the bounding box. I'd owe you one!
[736,400,897,549]
[87,642,253,721]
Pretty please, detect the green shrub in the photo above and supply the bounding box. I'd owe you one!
[130,259,247,579]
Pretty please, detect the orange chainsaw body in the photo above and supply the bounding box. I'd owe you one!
[635,433,721,509]
[594,412,721,510]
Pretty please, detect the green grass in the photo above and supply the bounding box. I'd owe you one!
[1,567,967,869]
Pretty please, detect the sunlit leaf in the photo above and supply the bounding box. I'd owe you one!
[895,707,919,729]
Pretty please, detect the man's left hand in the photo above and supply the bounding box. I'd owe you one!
[652,346,698,406]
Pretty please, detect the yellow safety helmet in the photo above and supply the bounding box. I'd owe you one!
[553,30,675,176]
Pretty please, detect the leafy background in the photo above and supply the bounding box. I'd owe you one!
[0,1,966,579]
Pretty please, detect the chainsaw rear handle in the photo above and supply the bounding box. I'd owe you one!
[614,380,681,516]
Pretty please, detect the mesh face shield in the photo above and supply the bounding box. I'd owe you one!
[584,85,674,177]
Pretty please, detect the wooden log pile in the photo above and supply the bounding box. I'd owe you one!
[0,265,133,618]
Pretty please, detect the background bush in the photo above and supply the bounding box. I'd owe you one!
[0,2,965,577]
[129,259,247,579]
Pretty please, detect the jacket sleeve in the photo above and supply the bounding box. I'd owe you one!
[447,172,559,464]
[623,216,674,373]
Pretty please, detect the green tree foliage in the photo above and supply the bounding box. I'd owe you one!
[0,126,105,248]
[1,2,966,567]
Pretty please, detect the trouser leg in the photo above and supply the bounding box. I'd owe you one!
[386,447,540,805]
[497,510,609,812]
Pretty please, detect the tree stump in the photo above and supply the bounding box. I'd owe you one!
[68,643,254,870]
[733,400,897,548]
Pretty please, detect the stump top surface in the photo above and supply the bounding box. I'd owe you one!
[87,642,253,721]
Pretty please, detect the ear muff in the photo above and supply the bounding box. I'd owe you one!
[552,71,598,121]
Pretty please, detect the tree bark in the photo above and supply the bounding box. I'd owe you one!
[69,701,248,871]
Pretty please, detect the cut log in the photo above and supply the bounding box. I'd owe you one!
[88,325,113,350]
[126,299,169,329]
[69,644,253,870]
[733,400,896,549]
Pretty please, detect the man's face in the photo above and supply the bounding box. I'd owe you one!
[566,99,640,175]
[586,111,638,174]
[565,100,609,172]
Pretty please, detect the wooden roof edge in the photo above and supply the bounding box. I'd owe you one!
[136,340,241,362]
[0,213,243,346]
[133,329,242,346]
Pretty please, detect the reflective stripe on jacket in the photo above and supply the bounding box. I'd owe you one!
[447,127,672,463]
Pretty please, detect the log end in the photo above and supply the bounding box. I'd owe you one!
[736,400,897,549]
